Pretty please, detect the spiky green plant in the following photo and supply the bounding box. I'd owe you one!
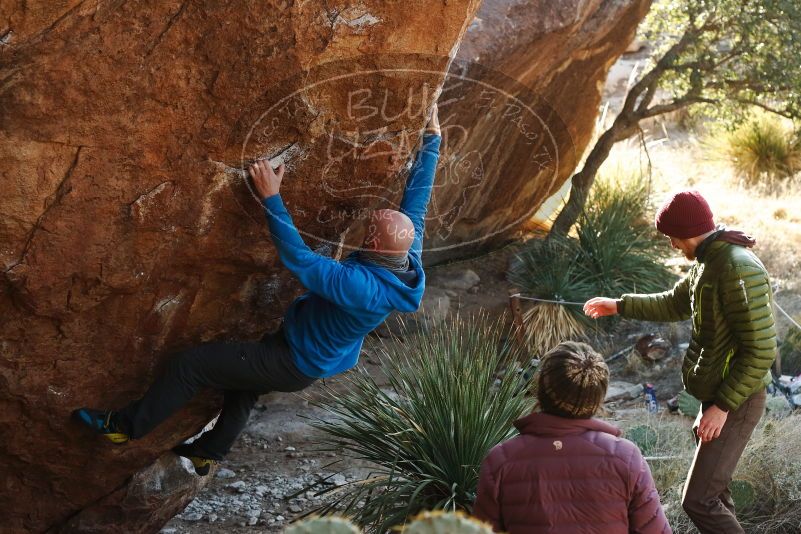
[308,315,534,532]
[286,516,362,534]
[400,511,494,533]
[576,169,674,297]
[508,235,600,317]
[510,166,673,339]
[710,113,801,187]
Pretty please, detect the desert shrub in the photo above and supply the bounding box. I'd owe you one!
[625,424,659,456]
[508,237,598,355]
[308,315,533,532]
[780,325,801,376]
[710,113,801,188]
[577,167,674,296]
[624,413,801,533]
[509,166,673,352]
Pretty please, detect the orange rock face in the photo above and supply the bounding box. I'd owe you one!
[0,0,649,531]
[426,0,652,261]
[0,2,479,532]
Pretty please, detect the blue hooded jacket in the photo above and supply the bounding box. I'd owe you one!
[261,134,441,378]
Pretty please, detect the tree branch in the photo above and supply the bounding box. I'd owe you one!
[639,95,717,119]
[732,98,795,119]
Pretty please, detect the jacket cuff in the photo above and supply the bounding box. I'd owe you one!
[713,397,734,413]
[615,298,625,315]
[261,193,283,211]
[421,133,441,154]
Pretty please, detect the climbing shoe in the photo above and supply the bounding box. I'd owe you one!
[173,443,218,476]
[72,408,130,444]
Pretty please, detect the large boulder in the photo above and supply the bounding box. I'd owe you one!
[425,0,653,262]
[0,0,652,531]
[0,1,480,532]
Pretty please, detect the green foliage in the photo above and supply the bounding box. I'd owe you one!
[730,479,757,513]
[509,237,598,313]
[576,169,674,296]
[401,511,494,534]
[780,325,801,376]
[510,167,673,332]
[642,0,801,123]
[677,389,702,417]
[286,516,361,534]
[309,315,534,532]
[709,113,801,186]
[625,424,659,456]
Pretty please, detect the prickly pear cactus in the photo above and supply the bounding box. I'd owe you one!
[401,511,494,533]
[677,390,701,417]
[285,516,362,534]
[625,424,658,456]
[730,479,757,512]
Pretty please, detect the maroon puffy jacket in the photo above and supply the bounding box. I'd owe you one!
[474,412,671,533]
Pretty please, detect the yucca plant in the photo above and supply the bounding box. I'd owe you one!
[508,236,599,354]
[576,169,673,296]
[521,303,586,358]
[307,315,534,532]
[509,165,673,345]
[710,113,801,187]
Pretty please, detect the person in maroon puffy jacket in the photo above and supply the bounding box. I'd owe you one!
[474,341,671,533]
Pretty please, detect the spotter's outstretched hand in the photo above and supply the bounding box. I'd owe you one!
[583,297,618,319]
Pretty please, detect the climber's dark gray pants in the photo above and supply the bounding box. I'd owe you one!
[116,328,316,460]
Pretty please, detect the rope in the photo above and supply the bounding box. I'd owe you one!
[509,292,801,331]
[508,293,585,307]
[775,301,801,331]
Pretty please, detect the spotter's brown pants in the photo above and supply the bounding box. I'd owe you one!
[681,388,766,534]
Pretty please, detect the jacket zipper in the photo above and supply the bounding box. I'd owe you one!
[739,279,749,305]
[695,287,703,333]
[722,347,735,379]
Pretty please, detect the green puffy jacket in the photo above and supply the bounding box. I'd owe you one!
[618,240,776,412]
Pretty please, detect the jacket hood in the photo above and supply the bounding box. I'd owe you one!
[514,412,622,438]
[696,225,756,262]
[346,251,425,313]
[717,229,756,248]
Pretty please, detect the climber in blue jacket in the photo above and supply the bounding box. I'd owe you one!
[73,104,442,475]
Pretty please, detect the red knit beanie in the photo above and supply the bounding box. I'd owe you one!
[654,190,715,239]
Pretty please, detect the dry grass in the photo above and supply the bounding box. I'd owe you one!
[522,303,586,357]
[706,114,801,187]
[602,132,801,292]
[616,412,801,533]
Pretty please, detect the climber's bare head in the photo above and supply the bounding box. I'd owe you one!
[361,209,415,255]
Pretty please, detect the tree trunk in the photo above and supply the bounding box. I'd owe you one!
[548,118,636,238]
